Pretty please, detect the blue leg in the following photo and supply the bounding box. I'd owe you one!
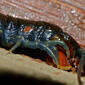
[22,40,58,65]
[9,36,22,52]
[46,40,70,58]
[22,40,69,66]
[49,45,72,70]
[9,40,22,53]
[49,46,59,65]
[22,40,38,49]
[38,43,58,65]
[0,30,2,35]
[9,39,38,52]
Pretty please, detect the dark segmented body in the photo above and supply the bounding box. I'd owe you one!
[0,13,79,52]
[18,22,61,41]
[0,22,60,47]
[0,18,79,54]
[0,13,85,85]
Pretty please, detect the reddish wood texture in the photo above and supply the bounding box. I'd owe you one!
[0,0,85,47]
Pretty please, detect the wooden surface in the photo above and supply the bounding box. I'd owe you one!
[0,48,85,85]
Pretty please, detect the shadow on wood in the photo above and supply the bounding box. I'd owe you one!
[0,70,66,85]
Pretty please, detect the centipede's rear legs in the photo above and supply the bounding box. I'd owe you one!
[38,40,70,67]
[9,37,71,70]
[38,42,59,65]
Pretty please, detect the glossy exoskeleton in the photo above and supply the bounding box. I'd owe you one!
[0,13,85,85]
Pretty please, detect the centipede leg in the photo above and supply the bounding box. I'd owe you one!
[49,46,59,65]
[9,40,21,53]
[0,30,2,35]
[46,40,70,58]
[49,46,72,70]
[78,56,85,85]
[38,43,58,65]
[23,40,59,65]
